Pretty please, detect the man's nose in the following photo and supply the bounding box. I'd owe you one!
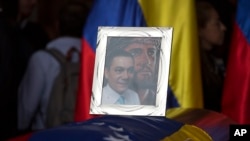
[122,71,129,79]
[141,51,151,65]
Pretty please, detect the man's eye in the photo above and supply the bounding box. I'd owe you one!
[148,49,156,57]
[115,68,124,73]
[129,49,142,57]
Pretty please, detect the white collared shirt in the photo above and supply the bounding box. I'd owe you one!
[101,84,140,105]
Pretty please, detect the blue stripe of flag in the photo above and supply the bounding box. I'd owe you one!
[236,0,250,43]
[83,0,146,51]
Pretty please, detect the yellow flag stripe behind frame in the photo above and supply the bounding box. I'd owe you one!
[139,0,203,108]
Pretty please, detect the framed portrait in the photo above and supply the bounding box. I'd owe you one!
[90,26,173,116]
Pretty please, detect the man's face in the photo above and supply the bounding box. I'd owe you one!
[124,42,157,87]
[199,8,226,50]
[105,56,134,93]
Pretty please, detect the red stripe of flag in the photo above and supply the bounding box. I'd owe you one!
[222,0,250,124]
[75,39,96,121]
[222,23,250,124]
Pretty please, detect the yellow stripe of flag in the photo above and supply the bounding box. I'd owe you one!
[139,0,203,108]
[162,124,212,141]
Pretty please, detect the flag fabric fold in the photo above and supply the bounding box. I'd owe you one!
[75,0,203,122]
[222,0,250,124]
[28,116,212,141]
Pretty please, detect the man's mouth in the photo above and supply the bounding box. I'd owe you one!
[139,70,152,75]
[118,80,129,86]
[138,67,152,76]
[137,71,152,80]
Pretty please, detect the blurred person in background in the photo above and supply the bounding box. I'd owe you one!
[0,0,49,139]
[18,0,89,132]
[196,0,227,112]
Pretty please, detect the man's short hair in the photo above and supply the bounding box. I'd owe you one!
[105,49,134,69]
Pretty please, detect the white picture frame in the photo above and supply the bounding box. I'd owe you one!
[90,26,173,116]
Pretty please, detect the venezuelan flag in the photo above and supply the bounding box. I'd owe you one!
[26,116,212,141]
[222,0,250,124]
[75,0,203,122]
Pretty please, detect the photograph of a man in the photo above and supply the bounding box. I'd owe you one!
[106,37,161,105]
[101,50,140,105]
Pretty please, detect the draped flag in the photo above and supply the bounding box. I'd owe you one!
[29,116,212,141]
[75,0,203,122]
[222,0,250,124]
